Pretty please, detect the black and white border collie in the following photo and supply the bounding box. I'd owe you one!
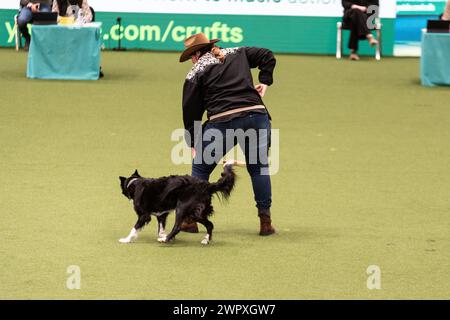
[119,162,235,245]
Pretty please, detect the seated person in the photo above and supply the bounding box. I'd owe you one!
[18,0,52,50]
[52,0,92,23]
[342,0,379,60]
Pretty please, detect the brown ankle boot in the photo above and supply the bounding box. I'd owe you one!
[258,209,275,236]
[180,217,199,233]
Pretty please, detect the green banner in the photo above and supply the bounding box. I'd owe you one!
[0,10,395,56]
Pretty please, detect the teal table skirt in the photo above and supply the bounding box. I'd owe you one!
[421,32,450,87]
[27,23,102,80]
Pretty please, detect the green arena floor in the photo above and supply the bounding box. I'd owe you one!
[0,48,449,299]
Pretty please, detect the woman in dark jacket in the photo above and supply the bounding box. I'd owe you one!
[179,33,276,236]
[342,0,379,60]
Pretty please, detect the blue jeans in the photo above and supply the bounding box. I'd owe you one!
[192,113,272,210]
[18,4,51,42]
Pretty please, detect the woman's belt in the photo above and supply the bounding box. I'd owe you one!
[208,105,266,121]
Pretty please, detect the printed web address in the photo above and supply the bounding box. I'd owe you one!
[396,4,436,12]
[104,21,244,43]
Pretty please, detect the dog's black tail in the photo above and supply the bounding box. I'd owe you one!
[208,164,236,199]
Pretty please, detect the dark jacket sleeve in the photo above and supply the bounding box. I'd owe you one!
[244,47,276,86]
[182,79,205,147]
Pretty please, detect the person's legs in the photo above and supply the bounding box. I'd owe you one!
[349,27,359,53]
[349,27,360,61]
[350,9,370,38]
[17,7,32,48]
[348,9,377,59]
[190,114,275,235]
[238,114,272,209]
[192,121,230,181]
[192,155,217,182]
[354,8,379,47]
[348,9,368,58]
[236,113,275,235]
[17,5,51,49]
[187,120,235,232]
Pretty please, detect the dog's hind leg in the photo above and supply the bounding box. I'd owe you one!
[156,211,169,242]
[160,207,186,243]
[119,213,151,244]
[197,218,214,245]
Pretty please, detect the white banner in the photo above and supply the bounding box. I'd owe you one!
[0,0,19,10]
[0,0,396,18]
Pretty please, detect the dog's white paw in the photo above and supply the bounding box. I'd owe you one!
[158,232,167,239]
[119,228,138,244]
[200,234,210,245]
[157,236,167,243]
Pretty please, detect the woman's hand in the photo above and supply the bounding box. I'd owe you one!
[351,4,367,12]
[191,148,196,159]
[255,84,268,97]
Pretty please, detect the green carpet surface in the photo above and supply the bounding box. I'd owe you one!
[0,49,449,299]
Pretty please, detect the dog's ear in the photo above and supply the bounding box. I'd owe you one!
[119,176,126,185]
[133,169,141,177]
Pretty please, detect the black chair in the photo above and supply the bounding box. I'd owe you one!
[89,6,95,22]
